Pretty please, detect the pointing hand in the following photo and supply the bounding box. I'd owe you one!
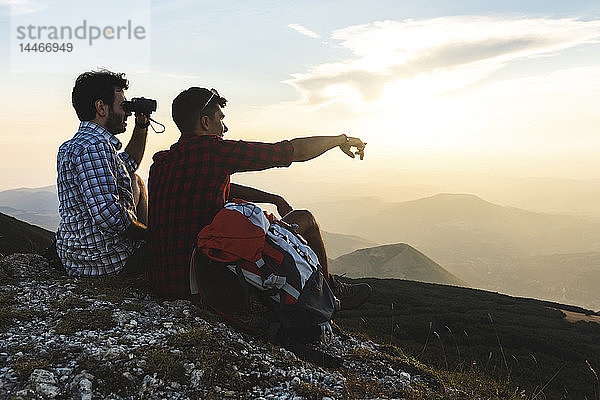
[339,136,366,160]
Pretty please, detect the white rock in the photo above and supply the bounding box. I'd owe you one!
[125,319,138,329]
[183,362,195,373]
[28,369,59,398]
[102,346,124,360]
[190,369,204,388]
[77,378,93,400]
[399,371,411,382]
[70,371,94,400]
[15,388,33,397]
[139,374,162,399]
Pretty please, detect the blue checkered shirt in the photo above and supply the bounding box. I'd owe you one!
[56,121,143,276]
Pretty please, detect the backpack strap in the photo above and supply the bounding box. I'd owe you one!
[235,265,250,307]
[189,248,200,296]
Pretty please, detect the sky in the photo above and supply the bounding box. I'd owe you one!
[1,0,600,209]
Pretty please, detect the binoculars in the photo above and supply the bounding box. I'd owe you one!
[122,97,157,115]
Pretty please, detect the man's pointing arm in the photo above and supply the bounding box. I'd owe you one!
[290,134,366,162]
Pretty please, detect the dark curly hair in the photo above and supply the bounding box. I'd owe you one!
[72,69,129,121]
[172,87,227,133]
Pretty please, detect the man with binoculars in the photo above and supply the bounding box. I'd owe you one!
[56,69,150,276]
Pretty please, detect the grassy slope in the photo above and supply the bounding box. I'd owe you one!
[335,277,600,399]
[0,212,54,255]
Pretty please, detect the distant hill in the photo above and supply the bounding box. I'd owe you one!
[329,243,464,286]
[366,193,600,256]
[0,185,59,231]
[0,185,58,211]
[0,206,59,232]
[0,212,54,255]
[503,252,600,311]
[307,196,393,226]
[321,231,378,259]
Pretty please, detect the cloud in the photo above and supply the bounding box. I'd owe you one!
[288,23,321,39]
[160,73,205,80]
[484,66,600,96]
[284,16,600,110]
[0,0,51,15]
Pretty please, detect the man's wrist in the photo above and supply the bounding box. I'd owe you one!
[338,134,348,146]
[272,194,283,205]
[135,121,150,129]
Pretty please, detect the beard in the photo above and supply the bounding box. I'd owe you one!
[105,107,126,134]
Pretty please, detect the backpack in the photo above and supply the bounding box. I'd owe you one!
[189,201,339,345]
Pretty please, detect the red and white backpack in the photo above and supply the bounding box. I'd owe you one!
[190,201,338,344]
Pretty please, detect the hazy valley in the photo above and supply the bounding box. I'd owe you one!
[313,193,600,311]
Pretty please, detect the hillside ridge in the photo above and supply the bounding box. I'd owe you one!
[0,211,53,255]
[331,242,464,286]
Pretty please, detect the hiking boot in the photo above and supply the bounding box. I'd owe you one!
[329,275,372,311]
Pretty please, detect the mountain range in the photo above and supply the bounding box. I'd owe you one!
[0,185,59,231]
[320,230,378,259]
[310,193,600,310]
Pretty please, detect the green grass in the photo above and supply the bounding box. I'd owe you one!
[292,382,334,399]
[52,296,89,310]
[11,349,73,382]
[334,277,600,399]
[70,274,150,302]
[54,309,115,335]
[78,355,136,397]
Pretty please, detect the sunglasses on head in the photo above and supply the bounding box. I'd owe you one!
[200,88,219,112]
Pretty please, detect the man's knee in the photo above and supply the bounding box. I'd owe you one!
[130,173,146,198]
[283,209,319,231]
[134,173,145,190]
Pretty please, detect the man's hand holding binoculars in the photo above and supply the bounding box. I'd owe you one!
[134,112,150,130]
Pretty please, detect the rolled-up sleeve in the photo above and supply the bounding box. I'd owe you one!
[213,139,294,175]
[119,151,139,173]
[75,142,132,234]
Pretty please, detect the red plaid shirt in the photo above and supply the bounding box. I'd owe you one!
[147,133,294,298]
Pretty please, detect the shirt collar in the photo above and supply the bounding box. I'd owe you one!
[179,132,221,142]
[78,121,123,150]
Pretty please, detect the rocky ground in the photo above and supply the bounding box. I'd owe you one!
[0,253,449,399]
